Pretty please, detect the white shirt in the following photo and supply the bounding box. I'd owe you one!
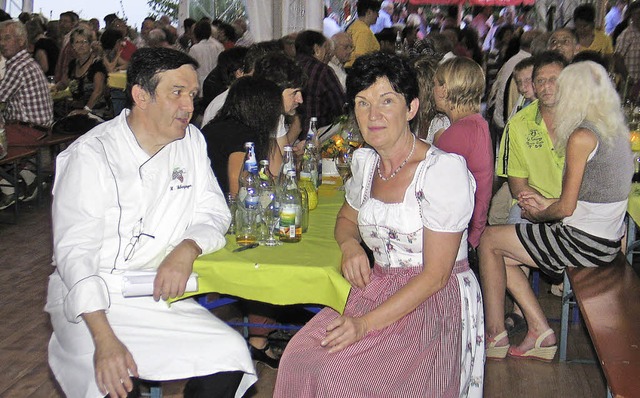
[189,38,224,95]
[328,56,347,91]
[488,49,531,129]
[45,110,256,397]
[202,88,229,127]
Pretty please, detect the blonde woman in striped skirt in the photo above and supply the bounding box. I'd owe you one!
[479,61,633,362]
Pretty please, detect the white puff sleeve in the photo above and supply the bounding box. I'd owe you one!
[344,148,376,211]
[417,149,476,232]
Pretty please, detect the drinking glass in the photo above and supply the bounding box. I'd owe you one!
[261,195,281,246]
[335,151,352,191]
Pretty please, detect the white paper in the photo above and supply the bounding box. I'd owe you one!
[122,271,198,298]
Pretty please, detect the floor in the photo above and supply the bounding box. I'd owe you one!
[0,196,607,397]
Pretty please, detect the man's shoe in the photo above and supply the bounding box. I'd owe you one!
[249,344,280,368]
[20,181,38,202]
[0,191,16,210]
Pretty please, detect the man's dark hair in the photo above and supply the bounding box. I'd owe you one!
[213,76,282,162]
[100,28,124,51]
[356,0,382,16]
[375,27,396,45]
[126,47,199,108]
[347,52,418,109]
[0,9,11,23]
[572,50,609,70]
[218,22,237,42]
[103,13,118,27]
[60,11,79,23]
[514,56,535,73]
[532,50,567,81]
[573,4,596,24]
[183,18,196,31]
[242,42,283,74]
[253,52,304,92]
[217,47,249,87]
[193,19,212,42]
[294,30,326,57]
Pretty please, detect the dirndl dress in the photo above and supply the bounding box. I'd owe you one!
[274,147,485,397]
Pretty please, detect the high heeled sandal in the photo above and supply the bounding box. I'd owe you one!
[486,330,510,360]
[507,328,557,362]
[249,343,280,368]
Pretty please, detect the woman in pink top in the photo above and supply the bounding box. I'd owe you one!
[433,57,493,249]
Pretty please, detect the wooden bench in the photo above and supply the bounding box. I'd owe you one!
[559,253,640,398]
[0,146,39,223]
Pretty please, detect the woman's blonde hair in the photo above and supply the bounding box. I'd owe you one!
[434,57,485,113]
[412,55,439,140]
[553,61,627,155]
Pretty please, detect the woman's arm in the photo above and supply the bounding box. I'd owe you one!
[85,70,106,111]
[226,151,244,196]
[519,128,597,222]
[323,227,462,353]
[34,49,49,74]
[334,203,369,288]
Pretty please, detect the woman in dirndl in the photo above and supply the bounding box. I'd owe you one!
[274,52,485,397]
[479,61,633,362]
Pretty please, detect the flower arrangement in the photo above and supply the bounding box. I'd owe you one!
[321,115,363,158]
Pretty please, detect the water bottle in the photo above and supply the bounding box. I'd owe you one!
[226,193,236,235]
[306,117,322,187]
[278,170,302,243]
[236,142,260,246]
[299,144,318,211]
[299,183,309,233]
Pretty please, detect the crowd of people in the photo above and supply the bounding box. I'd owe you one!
[0,0,637,396]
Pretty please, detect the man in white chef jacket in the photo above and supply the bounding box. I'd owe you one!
[45,47,256,398]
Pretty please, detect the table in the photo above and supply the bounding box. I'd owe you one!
[180,185,352,313]
[108,71,127,90]
[626,183,640,262]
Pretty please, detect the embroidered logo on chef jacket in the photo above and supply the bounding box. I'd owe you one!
[170,167,192,191]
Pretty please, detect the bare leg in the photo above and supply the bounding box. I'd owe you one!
[479,225,555,350]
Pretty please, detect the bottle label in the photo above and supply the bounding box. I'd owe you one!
[279,204,300,237]
[244,187,259,209]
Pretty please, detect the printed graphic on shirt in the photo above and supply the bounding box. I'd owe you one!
[170,167,192,191]
[525,129,544,149]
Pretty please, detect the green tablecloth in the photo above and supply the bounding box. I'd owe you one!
[181,186,352,313]
[628,183,640,225]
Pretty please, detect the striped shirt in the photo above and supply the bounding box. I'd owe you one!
[0,50,54,127]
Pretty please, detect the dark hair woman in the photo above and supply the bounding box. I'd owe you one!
[274,52,484,397]
[202,75,283,196]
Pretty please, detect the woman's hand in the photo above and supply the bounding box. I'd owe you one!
[94,333,138,398]
[518,191,553,222]
[321,315,369,353]
[339,240,371,289]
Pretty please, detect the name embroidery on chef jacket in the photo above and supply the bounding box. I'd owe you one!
[169,167,192,191]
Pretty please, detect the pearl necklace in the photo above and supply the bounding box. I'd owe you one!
[377,134,416,181]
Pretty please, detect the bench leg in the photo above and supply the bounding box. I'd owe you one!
[559,271,571,362]
[627,217,637,264]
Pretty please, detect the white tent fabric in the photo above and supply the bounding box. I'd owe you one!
[245,0,323,42]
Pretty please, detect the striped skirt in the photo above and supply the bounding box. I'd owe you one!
[273,260,484,398]
[516,222,622,282]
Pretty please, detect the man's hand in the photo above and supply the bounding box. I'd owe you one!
[518,191,553,222]
[321,315,369,353]
[339,240,371,289]
[82,311,139,398]
[94,333,138,398]
[153,239,201,301]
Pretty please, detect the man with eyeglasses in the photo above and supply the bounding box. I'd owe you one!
[494,51,568,329]
[45,48,256,398]
[0,20,53,209]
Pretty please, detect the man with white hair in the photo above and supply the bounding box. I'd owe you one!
[371,0,394,34]
[328,32,354,90]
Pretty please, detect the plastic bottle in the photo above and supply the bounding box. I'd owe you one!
[299,144,318,210]
[395,30,404,55]
[278,170,302,243]
[278,145,296,188]
[299,184,309,233]
[236,142,260,246]
[258,159,276,208]
[305,117,322,187]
